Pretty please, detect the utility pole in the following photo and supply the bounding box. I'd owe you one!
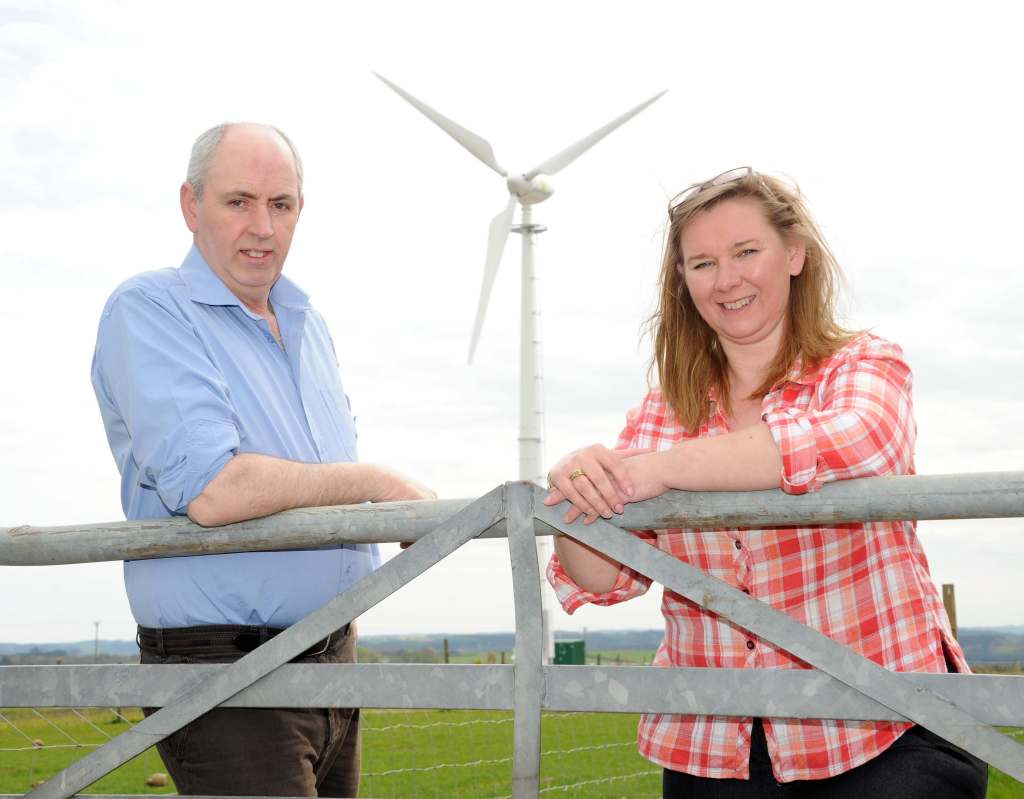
[93,620,100,663]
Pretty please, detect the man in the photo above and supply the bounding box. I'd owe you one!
[91,122,433,796]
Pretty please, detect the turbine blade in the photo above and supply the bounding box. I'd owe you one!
[524,90,667,179]
[374,72,507,177]
[468,196,516,364]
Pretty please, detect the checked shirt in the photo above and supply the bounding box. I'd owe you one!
[547,334,965,782]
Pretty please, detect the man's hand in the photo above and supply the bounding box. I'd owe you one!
[372,467,438,548]
[371,466,437,503]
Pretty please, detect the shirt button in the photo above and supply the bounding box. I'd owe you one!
[746,640,755,650]
[734,540,742,550]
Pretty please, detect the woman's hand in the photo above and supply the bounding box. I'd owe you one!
[544,445,657,524]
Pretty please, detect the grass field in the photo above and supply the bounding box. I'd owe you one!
[443,649,655,665]
[0,707,660,797]
[0,708,173,795]
[2,707,1022,797]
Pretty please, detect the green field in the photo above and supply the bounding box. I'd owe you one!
[439,649,656,665]
[0,707,659,797]
[2,707,1022,797]
[0,708,173,795]
[584,649,656,665]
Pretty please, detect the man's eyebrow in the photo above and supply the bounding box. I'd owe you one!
[220,190,297,202]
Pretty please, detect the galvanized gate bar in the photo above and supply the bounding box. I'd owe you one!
[26,488,504,799]
[0,663,516,710]
[544,666,1024,723]
[6,663,1024,724]
[503,481,544,799]
[507,483,544,799]
[0,497,476,566]
[5,471,1023,566]
[534,492,1024,782]
[615,469,1024,530]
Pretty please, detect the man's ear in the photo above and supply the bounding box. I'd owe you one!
[180,182,199,234]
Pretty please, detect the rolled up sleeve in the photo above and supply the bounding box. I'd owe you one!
[139,418,239,513]
[93,289,242,514]
[763,349,915,495]
[547,550,653,613]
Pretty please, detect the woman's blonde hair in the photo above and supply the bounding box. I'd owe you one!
[647,169,856,432]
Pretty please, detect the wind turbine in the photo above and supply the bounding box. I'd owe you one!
[376,73,665,661]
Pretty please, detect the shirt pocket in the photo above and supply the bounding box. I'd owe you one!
[319,387,358,461]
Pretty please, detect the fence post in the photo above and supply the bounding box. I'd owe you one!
[943,584,958,640]
[507,482,543,799]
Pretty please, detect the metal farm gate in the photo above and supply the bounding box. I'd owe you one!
[2,473,1024,798]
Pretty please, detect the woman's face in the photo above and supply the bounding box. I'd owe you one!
[677,197,805,356]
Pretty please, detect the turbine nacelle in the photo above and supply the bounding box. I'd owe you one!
[507,175,554,206]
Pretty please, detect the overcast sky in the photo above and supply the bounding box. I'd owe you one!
[2,1,1022,644]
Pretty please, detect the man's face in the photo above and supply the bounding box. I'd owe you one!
[180,126,303,305]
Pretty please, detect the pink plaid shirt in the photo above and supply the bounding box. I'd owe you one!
[547,334,965,782]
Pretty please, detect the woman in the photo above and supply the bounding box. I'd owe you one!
[544,168,987,798]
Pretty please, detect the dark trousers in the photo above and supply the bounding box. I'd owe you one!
[663,718,988,799]
[139,623,360,797]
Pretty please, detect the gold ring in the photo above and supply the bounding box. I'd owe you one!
[568,468,586,481]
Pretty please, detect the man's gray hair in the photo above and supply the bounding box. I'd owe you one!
[186,122,305,200]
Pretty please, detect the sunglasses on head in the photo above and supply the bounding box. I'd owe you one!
[672,166,754,209]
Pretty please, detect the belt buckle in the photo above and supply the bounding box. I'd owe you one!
[232,632,262,651]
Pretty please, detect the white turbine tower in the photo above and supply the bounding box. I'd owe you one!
[376,73,665,661]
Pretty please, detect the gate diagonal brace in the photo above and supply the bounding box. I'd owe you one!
[533,488,1024,784]
[27,487,505,799]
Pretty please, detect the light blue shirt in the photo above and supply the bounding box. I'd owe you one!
[91,246,381,628]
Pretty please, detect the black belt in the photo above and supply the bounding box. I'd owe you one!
[137,623,348,660]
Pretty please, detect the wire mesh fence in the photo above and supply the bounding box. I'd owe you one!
[6,706,1024,797]
[0,705,659,797]
[0,707,170,793]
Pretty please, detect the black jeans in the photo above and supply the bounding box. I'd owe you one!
[139,623,360,797]
[663,719,988,799]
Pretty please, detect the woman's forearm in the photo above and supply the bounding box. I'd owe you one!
[545,423,784,590]
[552,533,624,594]
[657,422,783,492]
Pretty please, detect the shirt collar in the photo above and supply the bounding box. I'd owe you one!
[704,353,822,405]
[778,354,826,388]
[178,245,311,312]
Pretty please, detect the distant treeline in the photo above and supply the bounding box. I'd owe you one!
[5,627,1024,664]
[0,639,138,657]
[958,628,1024,663]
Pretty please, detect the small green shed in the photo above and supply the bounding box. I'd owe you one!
[553,639,585,665]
